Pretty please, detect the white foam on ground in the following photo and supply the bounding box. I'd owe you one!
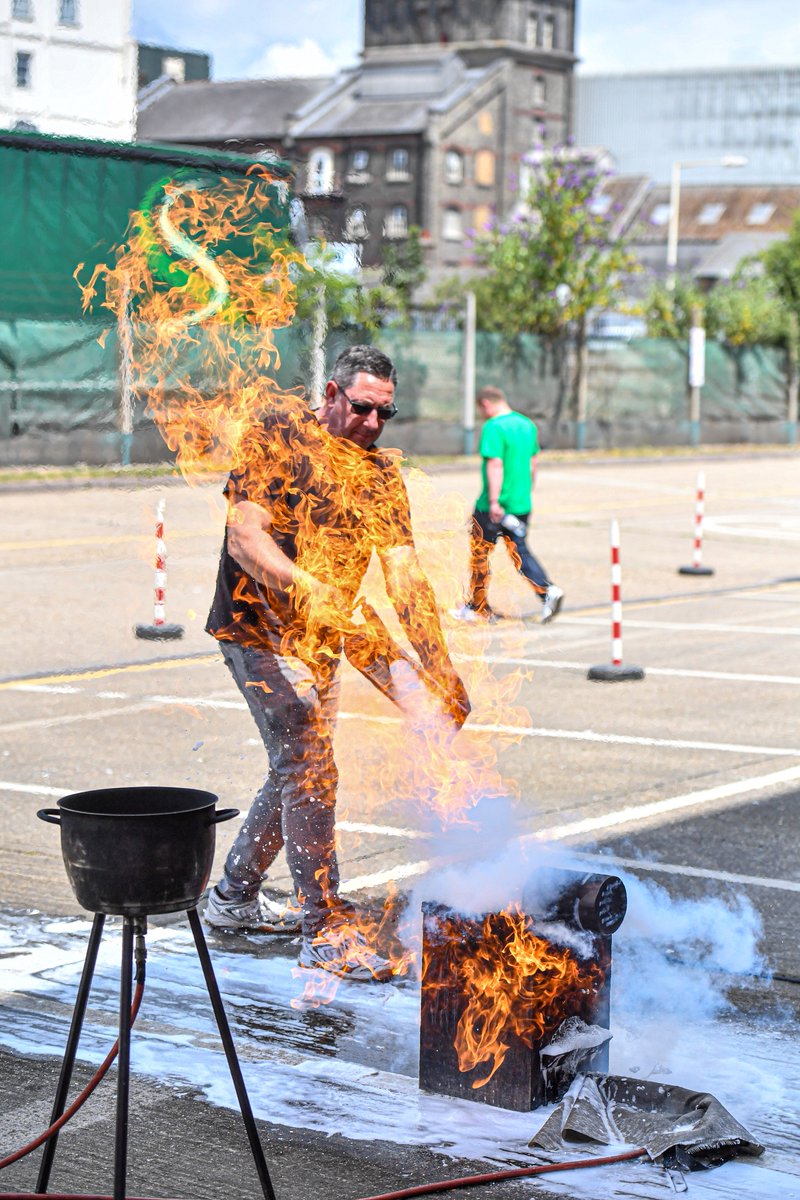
[0,908,797,1197]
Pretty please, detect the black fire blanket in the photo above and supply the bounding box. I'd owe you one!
[529,1073,765,1171]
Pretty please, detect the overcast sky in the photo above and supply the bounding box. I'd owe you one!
[131,0,800,80]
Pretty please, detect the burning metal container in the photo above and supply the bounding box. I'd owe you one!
[419,869,627,1112]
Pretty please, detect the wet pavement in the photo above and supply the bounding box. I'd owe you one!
[1,453,800,1199]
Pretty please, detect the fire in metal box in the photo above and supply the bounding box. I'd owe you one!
[419,871,627,1112]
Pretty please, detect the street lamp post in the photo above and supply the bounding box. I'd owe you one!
[665,155,748,290]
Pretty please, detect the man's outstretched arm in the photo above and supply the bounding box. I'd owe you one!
[380,544,470,721]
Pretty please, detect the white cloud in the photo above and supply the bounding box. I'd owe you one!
[240,38,339,80]
[133,0,361,79]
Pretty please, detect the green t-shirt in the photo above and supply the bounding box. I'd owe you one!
[476,410,539,515]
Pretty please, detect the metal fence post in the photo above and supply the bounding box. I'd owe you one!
[688,306,705,448]
[787,312,798,446]
[118,276,135,466]
[462,291,476,454]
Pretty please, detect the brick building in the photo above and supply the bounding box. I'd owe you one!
[136,0,578,280]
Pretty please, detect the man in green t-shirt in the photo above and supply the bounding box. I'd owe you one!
[453,385,563,623]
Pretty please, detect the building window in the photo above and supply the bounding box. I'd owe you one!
[352,149,369,172]
[475,149,496,187]
[15,51,32,88]
[473,204,493,234]
[387,148,410,181]
[442,207,463,241]
[526,12,538,46]
[444,150,464,184]
[698,202,726,225]
[306,147,335,195]
[384,205,408,239]
[589,193,613,216]
[746,202,776,225]
[541,14,555,49]
[533,75,546,106]
[58,0,79,24]
[12,0,34,19]
[650,202,672,226]
[162,56,186,82]
[346,207,369,240]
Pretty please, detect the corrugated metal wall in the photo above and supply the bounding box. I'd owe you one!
[575,67,800,184]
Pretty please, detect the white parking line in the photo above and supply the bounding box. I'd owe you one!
[5,762,799,900]
[0,781,64,797]
[575,851,800,895]
[4,692,798,758]
[564,617,800,636]
[527,764,800,843]
[457,654,800,687]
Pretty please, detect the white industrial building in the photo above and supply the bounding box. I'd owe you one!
[575,65,800,185]
[1,0,136,140]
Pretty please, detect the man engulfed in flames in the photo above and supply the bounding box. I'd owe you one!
[204,345,470,981]
[80,168,473,983]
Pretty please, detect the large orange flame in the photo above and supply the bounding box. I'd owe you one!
[423,907,604,1088]
[78,167,537,1014]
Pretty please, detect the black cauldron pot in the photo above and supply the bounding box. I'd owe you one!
[38,787,238,916]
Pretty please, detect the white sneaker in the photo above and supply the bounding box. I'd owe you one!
[298,923,393,983]
[204,887,302,934]
[541,585,564,624]
[449,603,499,625]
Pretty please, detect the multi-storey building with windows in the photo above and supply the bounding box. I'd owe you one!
[136,0,578,279]
[1,0,136,139]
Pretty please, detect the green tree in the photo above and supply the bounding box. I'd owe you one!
[642,278,707,340]
[472,152,637,335]
[471,150,638,431]
[762,212,800,315]
[706,275,788,347]
[643,273,788,346]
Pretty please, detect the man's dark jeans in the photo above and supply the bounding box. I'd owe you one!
[469,510,550,612]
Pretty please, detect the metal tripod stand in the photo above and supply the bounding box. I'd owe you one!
[35,908,277,1200]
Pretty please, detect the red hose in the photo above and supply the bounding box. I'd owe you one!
[0,1149,650,1200]
[0,980,145,1171]
[353,1146,649,1199]
[1,970,647,1200]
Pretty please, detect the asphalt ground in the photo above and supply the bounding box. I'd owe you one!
[1,450,799,1199]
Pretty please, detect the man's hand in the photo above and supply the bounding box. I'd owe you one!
[292,573,352,634]
[427,658,471,729]
[488,500,504,525]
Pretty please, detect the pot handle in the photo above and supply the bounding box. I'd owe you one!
[37,808,61,825]
[208,807,240,826]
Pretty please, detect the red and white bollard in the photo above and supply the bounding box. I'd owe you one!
[135,497,184,641]
[679,470,715,576]
[588,519,644,682]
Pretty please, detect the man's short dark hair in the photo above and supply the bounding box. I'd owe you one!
[330,345,397,389]
[477,385,505,404]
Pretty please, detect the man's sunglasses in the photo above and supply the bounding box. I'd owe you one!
[338,385,397,421]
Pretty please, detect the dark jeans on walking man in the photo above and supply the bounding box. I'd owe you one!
[468,511,551,614]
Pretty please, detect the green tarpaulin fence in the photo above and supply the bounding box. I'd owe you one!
[0,131,793,458]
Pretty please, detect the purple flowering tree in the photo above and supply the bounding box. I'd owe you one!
[472,149,638,436]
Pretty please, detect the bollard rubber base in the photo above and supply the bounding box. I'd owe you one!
[678,565,715,576]
[587,663,645,682]
[134,623,185,641]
